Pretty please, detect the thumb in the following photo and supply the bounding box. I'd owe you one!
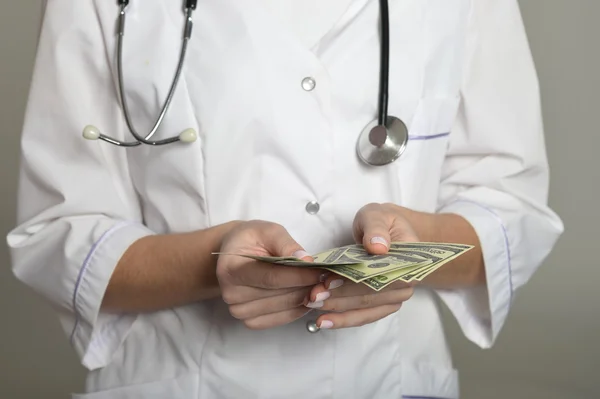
[263,223,313,261]
[354,212,392,255]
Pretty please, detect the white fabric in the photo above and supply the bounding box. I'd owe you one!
[7,0,563,398]
[259,0,353,48]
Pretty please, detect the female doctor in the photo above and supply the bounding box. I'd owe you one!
[8,0,563,398]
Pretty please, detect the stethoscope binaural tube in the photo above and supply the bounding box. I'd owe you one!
[83,0,199,146]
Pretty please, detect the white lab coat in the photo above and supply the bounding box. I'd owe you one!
[7,0,564,398]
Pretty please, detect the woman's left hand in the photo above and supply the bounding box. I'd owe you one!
[304,203,421,330]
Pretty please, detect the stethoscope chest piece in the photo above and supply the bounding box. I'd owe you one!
[357,116,409,166]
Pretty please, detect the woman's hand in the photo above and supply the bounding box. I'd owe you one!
[352,202,421,252]
[304,277,415,330]
[304,203,420,330]
[217,220,325,330]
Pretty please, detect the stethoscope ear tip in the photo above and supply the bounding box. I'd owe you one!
[179,128,198,143]
[82,125,101,140]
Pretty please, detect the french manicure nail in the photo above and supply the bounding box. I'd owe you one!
[328,279,344,290]
[315,292,331,302]
[370,236,389,248]
[293,250,310,259]
[319,320,334,329]
[306,301,324,309]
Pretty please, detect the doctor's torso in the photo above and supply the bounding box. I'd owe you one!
[102,0,468,241]
[81,0,470,397]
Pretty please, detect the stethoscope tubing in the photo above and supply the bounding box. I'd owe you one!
[107,3,194,146]
[377,0,390,127]
[87,0,400,160]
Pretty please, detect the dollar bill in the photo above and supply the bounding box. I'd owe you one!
[389,242,472,250]
[320,259,431,283]
[214,242,472,290]
[360,264,426,291]
[212,249,362,267]
[214,245,430,282]
[314,245,431,282]
[213,253,306,263]
[361,243,473,290]
[405,244,474,282]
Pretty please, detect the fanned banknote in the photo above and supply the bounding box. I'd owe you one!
[361,243,474,291]
[214,242,473,290]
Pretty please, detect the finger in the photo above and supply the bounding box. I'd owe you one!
[229,288,310,320]
[306,278,346,303]
[314,304,402,330]
[353,205,392,254]
[306,287,414,312]
[307,278,413,303]
[259,223,313,261]
[236,263,326,289]
[243,307,313,330]
[222,285,305,306]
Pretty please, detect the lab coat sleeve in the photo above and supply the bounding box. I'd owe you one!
[434,0,564,348]
[6,1,154,370]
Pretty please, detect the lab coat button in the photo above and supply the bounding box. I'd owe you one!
[306,320,320,333]
[301,77,316,91]
[305,201,320,215]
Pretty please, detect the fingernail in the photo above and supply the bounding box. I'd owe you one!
[328,279,344,290]
[306,301,324,309]
[319,320,334,329]
[315,292,331,302]
[292,250,310,259]
[319,273,329,282]
[370,237,389,248]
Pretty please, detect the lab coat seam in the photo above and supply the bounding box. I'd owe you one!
[195,304,219,380]
[92,0,145,221]
[309,0,356,54]
[448,199,514,305]
[69,221,133,345]
[180,71,211,227]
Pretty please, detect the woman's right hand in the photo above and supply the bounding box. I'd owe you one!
[216,220,325,330]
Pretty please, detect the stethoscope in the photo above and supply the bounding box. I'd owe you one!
[83,0,409,167]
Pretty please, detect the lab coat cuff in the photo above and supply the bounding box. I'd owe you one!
[433,200,513,349]
[70,221,155,370]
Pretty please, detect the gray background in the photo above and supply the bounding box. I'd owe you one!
[0,1,598,398]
